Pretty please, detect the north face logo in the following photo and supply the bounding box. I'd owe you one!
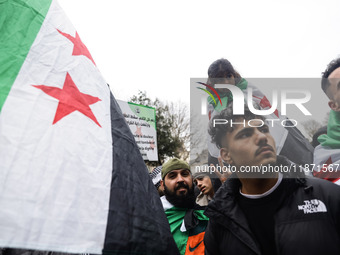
[298,199,327,214]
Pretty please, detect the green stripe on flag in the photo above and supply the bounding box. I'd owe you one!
[0,0,52,112]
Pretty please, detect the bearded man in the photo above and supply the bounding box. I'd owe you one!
[160,158,209,255]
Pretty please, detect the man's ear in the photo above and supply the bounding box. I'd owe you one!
[220,148,233,165]
[328,100,340,112]
[160,180,164,189]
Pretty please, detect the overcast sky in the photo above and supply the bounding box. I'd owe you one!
[58,0,340,122]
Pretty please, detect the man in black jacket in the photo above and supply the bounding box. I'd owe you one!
[204,103,340,255]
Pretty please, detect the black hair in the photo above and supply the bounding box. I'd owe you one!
[207,58,242,86]
[321,57,340,94]
[208,102,265,149]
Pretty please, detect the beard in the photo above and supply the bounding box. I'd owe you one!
[164,182,196,208]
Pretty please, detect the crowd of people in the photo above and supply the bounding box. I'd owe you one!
[149,57,340,255]
[4,57,339,255]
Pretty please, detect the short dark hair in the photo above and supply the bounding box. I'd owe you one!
[321,57,340,94]
[209,102,265,149]
[207,58,241,86]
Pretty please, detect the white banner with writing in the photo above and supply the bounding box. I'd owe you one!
[117,100,158,161]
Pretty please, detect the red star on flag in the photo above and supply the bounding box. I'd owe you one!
[322,156,333,169]
[253,95,279,118]
[313,157,339,181]
[33,73,102,127]
[57,29,96,65]
[135,126,143,137]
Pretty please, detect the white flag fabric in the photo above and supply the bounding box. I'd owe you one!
[313,145,340,185]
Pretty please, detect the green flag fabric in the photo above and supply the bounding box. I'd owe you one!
[207,78,248,112]
[164,205,208,255]
[0,0,51,111]
[318,110,340,149]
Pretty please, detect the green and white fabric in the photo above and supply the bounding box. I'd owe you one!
[0,0,112,253]
[314,110,340,185]
[0,1,180,255]
[161,196,208,255]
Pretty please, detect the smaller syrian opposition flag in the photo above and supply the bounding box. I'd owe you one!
[313,110,340,185]
[0,0,178,254]
[313,145,340,185]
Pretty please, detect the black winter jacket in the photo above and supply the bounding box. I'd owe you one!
[204,161,340,255]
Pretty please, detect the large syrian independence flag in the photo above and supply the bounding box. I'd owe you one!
[0,0,178,254]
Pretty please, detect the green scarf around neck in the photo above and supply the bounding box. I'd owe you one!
[207,78,248,112]
[318,110,340,149]
[165,207,208,255]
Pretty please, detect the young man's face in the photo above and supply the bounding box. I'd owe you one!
[326,67,340,111]
[220,118,277,169]
[194,176,213,196]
